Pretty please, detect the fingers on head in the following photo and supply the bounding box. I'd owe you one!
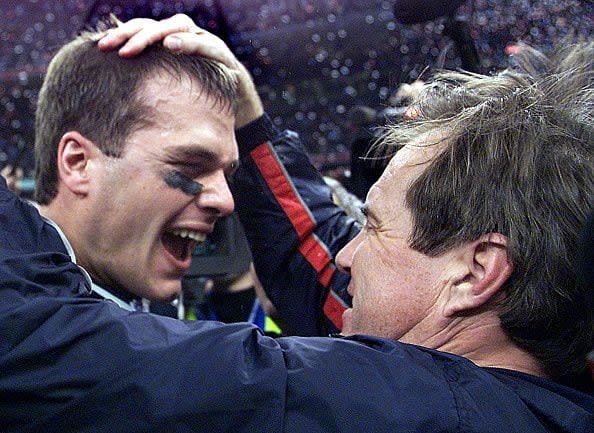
[100,15,197,56]
[162,32,236,68]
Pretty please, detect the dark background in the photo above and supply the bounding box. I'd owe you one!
[1,0,592,178]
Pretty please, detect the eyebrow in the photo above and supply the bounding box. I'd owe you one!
[163,145,239,174]
[163,145,218,162]
[360,204,378,221]
[360,205,369,218]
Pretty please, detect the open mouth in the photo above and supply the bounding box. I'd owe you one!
[161,229,206,264]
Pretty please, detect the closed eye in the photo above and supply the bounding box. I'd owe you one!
[360,204,381,232]
[224,160,240,184]
[360,206,371,230]
[170,162,208,179]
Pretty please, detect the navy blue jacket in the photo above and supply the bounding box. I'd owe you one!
[1,159,592,431]
[233,116,359,336]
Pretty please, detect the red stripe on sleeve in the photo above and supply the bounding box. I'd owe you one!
[251,143,314,240]
[323,291,345,330]
[251,142,345,329]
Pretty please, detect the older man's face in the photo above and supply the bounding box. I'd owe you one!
[336,137,461,346]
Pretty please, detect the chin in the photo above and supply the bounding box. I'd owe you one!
[143,280,181,302]
[153,292,179,303]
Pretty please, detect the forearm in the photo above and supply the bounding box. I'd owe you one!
[233,115,359,336]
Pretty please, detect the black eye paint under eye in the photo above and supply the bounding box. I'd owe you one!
[163,170,203,196]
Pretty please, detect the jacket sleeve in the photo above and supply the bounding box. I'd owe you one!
[232,115,360,336]
[0,179,456,433]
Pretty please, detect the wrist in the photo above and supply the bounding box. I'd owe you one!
[234,64,264,129]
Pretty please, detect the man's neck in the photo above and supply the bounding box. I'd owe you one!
[38,203,64,233]
[37,203,78,260]
[447,318,545,377]
[39,200,92,271]
[39,202,140,310]
[410,311,547,379]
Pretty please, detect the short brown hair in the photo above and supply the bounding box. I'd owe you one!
[34,29,237,204]
[381,41,594,380]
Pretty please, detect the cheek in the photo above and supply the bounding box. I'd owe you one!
[352,244,399,309]
[353,244,421,306]
[353,239,402,286]
[135,177,192,213]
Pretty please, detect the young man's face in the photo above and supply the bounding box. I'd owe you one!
[336,137,461,345]
[79,73,238,301]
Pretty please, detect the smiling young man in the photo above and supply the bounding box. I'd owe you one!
[33,27,239,307]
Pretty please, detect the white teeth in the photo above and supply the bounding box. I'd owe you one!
[171,229,206,243]
[189,232,206,242]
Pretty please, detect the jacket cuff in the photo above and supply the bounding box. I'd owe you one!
[236,114,280,159]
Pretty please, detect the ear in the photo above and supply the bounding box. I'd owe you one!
[444,233,513,317]
[56,131,96,196]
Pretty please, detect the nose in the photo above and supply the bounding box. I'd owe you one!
[335,231,363,276]
[196,170,235,217]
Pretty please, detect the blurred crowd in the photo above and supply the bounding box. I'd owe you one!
[1,0,592,181]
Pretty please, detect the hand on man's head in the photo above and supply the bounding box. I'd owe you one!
[97,13,263,128]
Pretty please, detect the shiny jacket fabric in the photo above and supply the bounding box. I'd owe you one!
[0,175,436,432]
[232,115,594,430]
[233,115,359,336]
[0,137,592,432]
